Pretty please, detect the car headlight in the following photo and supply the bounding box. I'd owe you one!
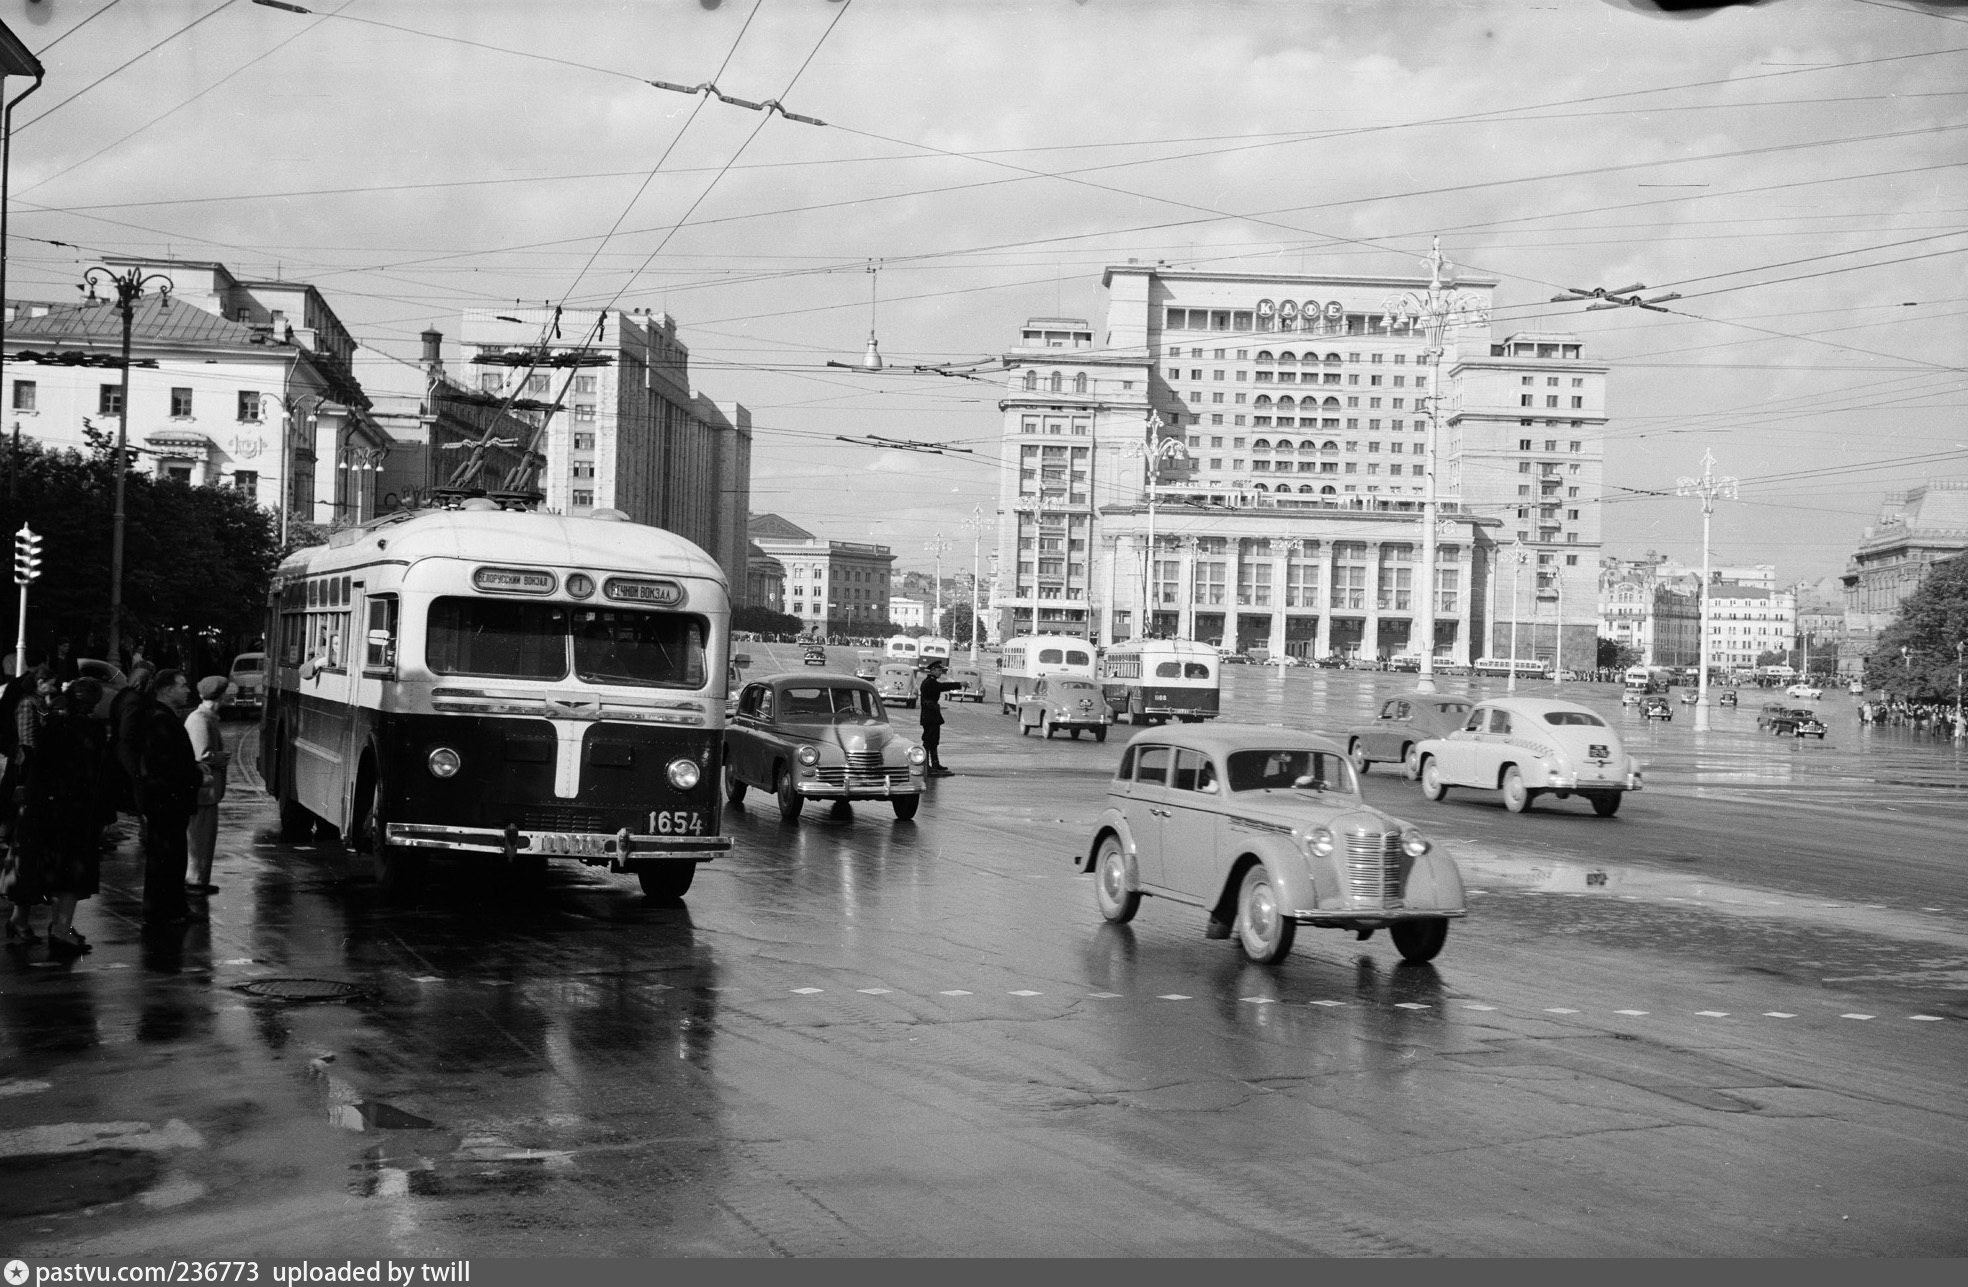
[796,744,821,767]
[427,746,462,779]
[1400,829,1431,858]
[907,746,928,766]
[666,757,701,789]
[1298,825,1335,858]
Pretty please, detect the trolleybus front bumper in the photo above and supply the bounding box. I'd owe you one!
[386,822,729,869]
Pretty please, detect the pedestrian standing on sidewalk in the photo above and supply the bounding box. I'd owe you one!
[14,678,109,958]
[131,670,202,929]
[184,676,231,896]
[108,662,157,826]
[917,658,957,777]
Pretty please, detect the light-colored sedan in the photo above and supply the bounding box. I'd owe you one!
[1345,692,1473,778]
[1016,676,1111,741]
[1413,697,1642,817]
[1786,682,1824,700]
[1081,724,1465,965]
[724,674,927,822]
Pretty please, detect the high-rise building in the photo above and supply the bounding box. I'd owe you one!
[991,264,1613,666]
[459,307,752,595]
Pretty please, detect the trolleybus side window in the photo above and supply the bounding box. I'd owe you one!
[1065,649,1091,667]
[364,596,399,675]
[1039,648,1063,665]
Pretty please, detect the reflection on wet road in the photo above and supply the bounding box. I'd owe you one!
[2,658,1963,1256]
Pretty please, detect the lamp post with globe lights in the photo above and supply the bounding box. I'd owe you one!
[1124,411,1189,639]
[1382,238,1489,693]
[1676,449,1738,732]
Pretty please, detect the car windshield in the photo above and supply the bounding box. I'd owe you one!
[1542,711,1605,727]
[1435,701,1469,716]
[779,686,884,724]
[232,657,264,673]
[1226,749,1356,795]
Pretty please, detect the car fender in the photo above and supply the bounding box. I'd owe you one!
[1214,834,1315,918]
[1400,847,1466,912]
[1083,806,1140,877]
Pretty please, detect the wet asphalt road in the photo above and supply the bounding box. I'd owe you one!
[2,650,1963,1256]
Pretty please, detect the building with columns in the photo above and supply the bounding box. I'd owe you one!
[1840,479,1968,674]
[749,513,895,638]
[992,264,1609,664]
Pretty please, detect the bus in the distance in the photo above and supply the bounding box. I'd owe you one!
[993,633,1096,712]
[1097,638,1221,724]
[260,501,731,899]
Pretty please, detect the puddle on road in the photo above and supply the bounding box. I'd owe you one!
[1455,846,1967,947]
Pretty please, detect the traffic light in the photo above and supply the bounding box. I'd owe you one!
[13,525,42,586]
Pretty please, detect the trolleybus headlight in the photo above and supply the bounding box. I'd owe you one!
[1400,829,1432,858]
[666,757,701,789]
[796,745,821,767]
[427,746,463,779]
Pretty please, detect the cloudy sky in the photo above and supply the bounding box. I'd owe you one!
[7,0,1964,587]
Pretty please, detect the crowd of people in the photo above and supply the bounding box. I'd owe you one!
[1858,698,1968,739]
[0,656,233,958]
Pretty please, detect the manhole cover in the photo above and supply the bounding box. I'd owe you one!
[235,978,368,1003]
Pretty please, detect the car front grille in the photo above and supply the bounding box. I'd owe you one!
[813,764,910,788]
[1343,830,1404,906]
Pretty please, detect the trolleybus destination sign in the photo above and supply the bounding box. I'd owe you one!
[604,577,687,607]
[473,566,558,594]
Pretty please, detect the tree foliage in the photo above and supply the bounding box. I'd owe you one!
[1596,636,1639,670]
[1863,553,1968,702]
[731,605,804,637]
[1,438,278,663]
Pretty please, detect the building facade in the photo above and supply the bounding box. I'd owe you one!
[1598,555,1700,667]
[370,330,543,514]
[1840,480,1968,673]
[5,258,388,530]
[458,307,752,595]
[744,543,786,615]
[750,513,895,638]
[1705,584,1797,672]
[992,264,1609,662]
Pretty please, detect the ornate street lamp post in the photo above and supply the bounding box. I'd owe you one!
[1383,238,1489,694]
[1508,537,1528,693]
[1125,411,1188,640]
[1676,448,1738,732]
[81,264,171,666]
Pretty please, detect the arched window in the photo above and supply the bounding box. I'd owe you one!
[1299,439,1317,451]
[1325,352,1343,364]
[1298,485,1315,494]
[1253,438,1271,450]
[1320,485,1337,495]
[1322,396,1341,409]
[1049,371,1062,393]
[1254,395,1272,409]
[1255,350,1274,363]
[1023,370,1036,391]
[1073,372,1087,394]
[1277,396,1296,410]
[1323,440,1338,451]
[1252,483,1268,492]
[1277,351,1297,365]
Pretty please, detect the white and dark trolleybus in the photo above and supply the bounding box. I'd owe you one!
[1097,638,1222,724]
[260,503,731,898]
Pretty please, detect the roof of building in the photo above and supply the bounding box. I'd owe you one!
[749,513,815,541]
[7,295,267,349]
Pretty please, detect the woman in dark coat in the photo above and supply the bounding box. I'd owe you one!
[16,679,109,956]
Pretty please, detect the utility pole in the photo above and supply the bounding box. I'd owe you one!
[961,504,988,661]
[1383,238,1489,694]
[1676,448,1739,732]
[925,532,952,635]
[1508,538,1527,693]
[81,264,173,666]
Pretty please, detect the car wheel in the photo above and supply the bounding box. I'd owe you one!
[1235,863,1295,964]
[1093,726,1108,744]
[1017,722,1028,736]
[1348,739,1370,775]
[775,765,803,822]
[1040,715,1053,739]
[1501,766,1535,813]
[1419,756,1448,801]
[1093,835,1139,924]
[892,795,920,821]
[1400,743,1419,780]
[723,761,747,806]
[1390,917,1448,964]
[637,864,695,901]
[1589,791,1622,817]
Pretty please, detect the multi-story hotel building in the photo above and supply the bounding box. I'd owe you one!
[991,265,1610,665]
[1706,584,1797,671]
[459,307,752,596]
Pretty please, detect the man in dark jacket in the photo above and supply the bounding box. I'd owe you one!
[917,659,957,777]
[130,670,201,927]
[107,662,156,818]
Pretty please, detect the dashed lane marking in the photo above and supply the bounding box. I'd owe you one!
[1545,1007,1579,1014]
[1911,1015,1944,1022]
[1842,1013,1875,1020]
[791,987,823,995]
[1614,1009,1649,1016]
[857,988,892,995]
[1697,1011,1730,1017]
[1086,992,1122,999]
[1764,1012,1796,1019]
[1309,1000,1345,1007]
[939,990,972,996]
[1241,997,1278,1004]
[1158,993,1192,1001]
[1008,990,1043,997]
[1395,1002,1431,1010]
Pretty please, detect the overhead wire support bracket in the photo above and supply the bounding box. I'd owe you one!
[1552,283,1682,312]
[835,435,975,456]
[646,78,826,126]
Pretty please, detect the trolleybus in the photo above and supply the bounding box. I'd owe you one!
[1097,638,1221,724]
[993,633,1096,712]
[260,502,732,898]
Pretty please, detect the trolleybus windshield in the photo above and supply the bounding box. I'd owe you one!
[427,597,708,688]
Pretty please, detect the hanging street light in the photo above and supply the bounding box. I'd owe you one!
[1382,237,1489,694]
